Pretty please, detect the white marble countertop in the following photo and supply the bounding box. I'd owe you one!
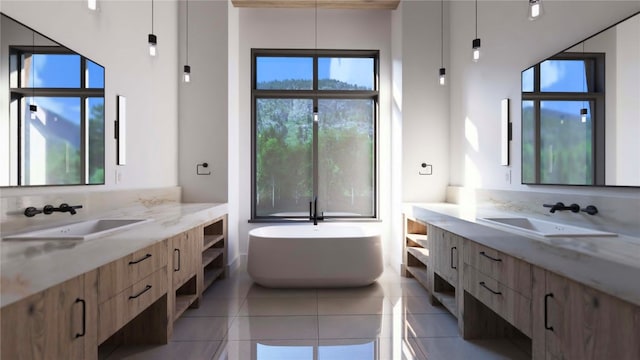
[406,203,640,307]
[0,202,228,308]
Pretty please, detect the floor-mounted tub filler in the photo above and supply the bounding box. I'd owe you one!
[248,224,383,288]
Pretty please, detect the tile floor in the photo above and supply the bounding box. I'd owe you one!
[103,267,530,360]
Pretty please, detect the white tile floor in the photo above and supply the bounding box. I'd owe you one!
[103,267,530,360]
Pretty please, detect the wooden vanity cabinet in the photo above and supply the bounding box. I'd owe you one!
[170,228,200,289]
[169,227,201,322]
[1,270,98,360]
[532,267,640,360]
[429,225,461,317]
[463,240,532,338]
[97,240,168,344]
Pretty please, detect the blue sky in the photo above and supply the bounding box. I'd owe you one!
[522,59,591,117]
[28,54,104,124]
[256,56,373,89]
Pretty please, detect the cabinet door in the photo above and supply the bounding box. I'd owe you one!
[532,268,640,360]
[1,271,97,360]
[170,228,200,287]
[442,231,460,284]
[431,225,459,284]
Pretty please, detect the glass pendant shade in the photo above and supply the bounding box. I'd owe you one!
[529,0,543,21]
[29,104,37,120]
[313,106,318,122]
[148,34,157,56]
[88,0,97,10]
[183,65,191,83]
[439,68,446,86]
[580,108,588,123]
[472,38,481,62]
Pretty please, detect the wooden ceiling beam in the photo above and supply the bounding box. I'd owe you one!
[231,0,400,10]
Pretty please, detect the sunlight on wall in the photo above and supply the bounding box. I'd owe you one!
[464,116,479,152]
[392,59,403,112]
[30,112,46,184]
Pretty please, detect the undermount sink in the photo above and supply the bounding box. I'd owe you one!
[479,217,617,237]
[3,219,152,241]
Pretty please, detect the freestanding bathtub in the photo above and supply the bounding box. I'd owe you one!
[248,223,383,288]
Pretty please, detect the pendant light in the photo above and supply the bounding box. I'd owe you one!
[312,0,318,122]
[148,0,157,57]
[29,31,37,120]
[580,42,588,123]
[528,0,543,21]
[472,0,481,62]
[439,0,446,85]
[183,0,191,82]
[87,0,97,11]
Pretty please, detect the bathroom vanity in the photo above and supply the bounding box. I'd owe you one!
[403,204,640,360]
[0,203,228,359]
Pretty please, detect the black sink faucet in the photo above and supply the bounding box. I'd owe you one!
[543,202,580,213]
[24,207,43,217]
[309,196,324,225]
[43,203,83,215]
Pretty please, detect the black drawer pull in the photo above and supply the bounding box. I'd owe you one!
[450,246,457,270]
[479,251,502,262]
[479,281,502,295]
[129,285,152,299]
[174,248,181,272]
[75,298,86,338]
[128,253,152,265]
[544,293,554,331]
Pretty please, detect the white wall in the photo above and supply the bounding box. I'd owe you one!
[178,0,228,203]
[236,7,393,262]
[1,0,179,196]
[448,1,640,196]
[400,0,449,203]
[614,15,640,185]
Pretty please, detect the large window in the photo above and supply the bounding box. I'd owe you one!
[252,49,378,220]
[8,45,105,186]
[521,52,605,185]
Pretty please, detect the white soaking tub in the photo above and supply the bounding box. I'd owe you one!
[248,224,383,288]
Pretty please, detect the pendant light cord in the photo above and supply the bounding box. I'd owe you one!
[151,0,154,33]
[32,31,35,102]
[186,0,189,63]
[441,0,444,67]
[475,0,478,38]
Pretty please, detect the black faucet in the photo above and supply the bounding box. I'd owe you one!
[309,197,324,225]
[543,202,580,213]
[43,203,83,215]
[24,207,43,217]
[581,205,599,215]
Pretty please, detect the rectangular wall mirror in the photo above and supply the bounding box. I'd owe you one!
[521,12,639,187]
[1,13,105,187]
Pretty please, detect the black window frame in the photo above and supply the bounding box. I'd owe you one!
[521,51,606,185]
[251,48,380,221]
[8,45,105,186]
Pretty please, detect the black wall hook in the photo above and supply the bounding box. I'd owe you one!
[197,162,211,175]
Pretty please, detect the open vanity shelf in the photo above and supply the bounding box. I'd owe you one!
[201,216,227,292]
[404,217,430,288]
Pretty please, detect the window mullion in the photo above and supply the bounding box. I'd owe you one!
[312,54,319,202]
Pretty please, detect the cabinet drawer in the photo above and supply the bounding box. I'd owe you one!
[98,267,167,343]
[464,264,531,337]
[463,240,531,298]
[98,241,167,303]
